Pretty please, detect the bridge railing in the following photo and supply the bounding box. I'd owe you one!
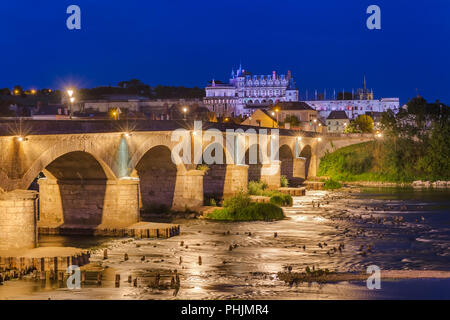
[0,119,320,137]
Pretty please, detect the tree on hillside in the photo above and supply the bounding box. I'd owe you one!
[345,114,374,133]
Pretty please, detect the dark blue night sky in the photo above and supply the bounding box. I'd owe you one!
[1,0,449,104]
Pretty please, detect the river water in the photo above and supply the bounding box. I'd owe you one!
[1,187,449,300]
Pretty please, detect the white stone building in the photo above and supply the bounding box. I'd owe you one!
[204,65,299,116]
[305,77,400,120]
[306,98,400,120]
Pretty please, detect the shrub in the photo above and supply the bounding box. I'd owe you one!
[280,175,289,187]
[223,191,251,214]
[248,180,268,195]
[269,193,293,207]
[323,179,342,190]
[248,180,293,207]
[207,203,284,221]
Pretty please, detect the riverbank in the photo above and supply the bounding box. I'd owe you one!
[318,141,450,186]
[342,180,450,188]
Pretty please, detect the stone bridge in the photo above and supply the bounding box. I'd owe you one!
[0,120,373,248]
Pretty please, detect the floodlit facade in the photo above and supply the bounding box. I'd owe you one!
[204,65,299,117]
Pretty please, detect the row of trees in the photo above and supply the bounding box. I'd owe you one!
[0,79,206,101]
[78,79,205,100]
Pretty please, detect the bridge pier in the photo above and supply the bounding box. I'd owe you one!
[308,154,319,178]
[38,177,140,230]
[223,164,248,198]
[172,170,205,210]
[293,158,306,180]
[260,161,281,189]
[0,190,38,251]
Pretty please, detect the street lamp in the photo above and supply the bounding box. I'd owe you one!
[67,89,75,119]
[275,107,280,128]
[183,107,187,120]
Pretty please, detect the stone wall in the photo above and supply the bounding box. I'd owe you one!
[0,190,38,251]
[138,166,177,208]
[203,164,227,198]
[260,162,280,189]
[247,164,262,182]
[223,165,248,198]
[38,178,139,228]
[172,170,205,210]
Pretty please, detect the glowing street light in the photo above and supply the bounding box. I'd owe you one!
[67,89,75,119]
[16,136,27,142]
[318,137,322,142]
[297,136,302,141]
[274,107,280,127]
[183,107,187,120]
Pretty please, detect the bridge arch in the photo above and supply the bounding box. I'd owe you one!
[37,150,119,228]
[129,134,187,176]
[134,145,181,211]
[20,140,116,191]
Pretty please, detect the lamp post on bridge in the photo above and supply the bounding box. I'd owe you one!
[67,89,75,120]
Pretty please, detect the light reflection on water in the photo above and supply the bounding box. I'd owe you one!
[1,187,449,300]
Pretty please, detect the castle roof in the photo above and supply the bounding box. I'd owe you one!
[327,110,349,120]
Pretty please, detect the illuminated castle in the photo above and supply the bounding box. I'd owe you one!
[204,65,299,116]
